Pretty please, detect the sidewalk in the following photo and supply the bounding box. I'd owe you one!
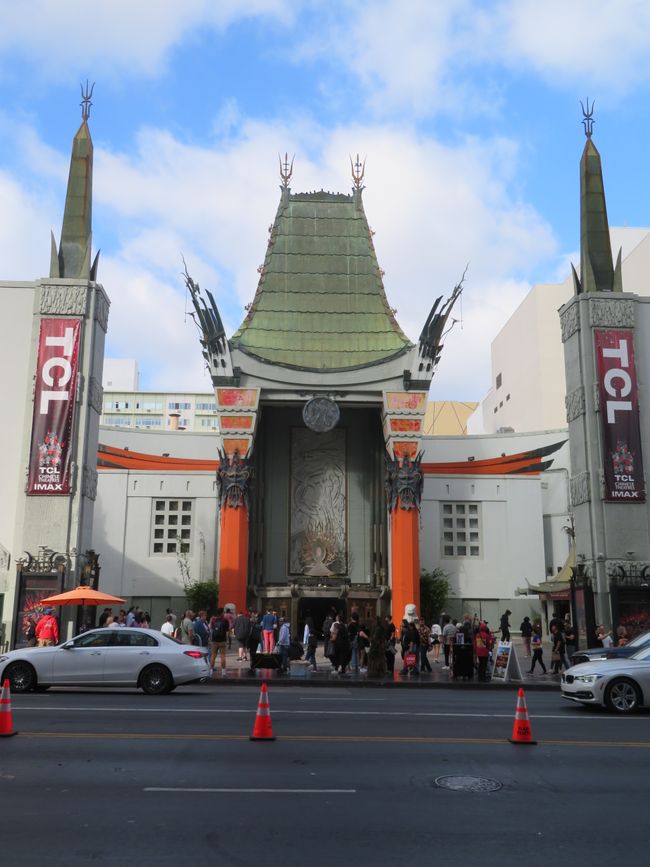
[205,637,562,690]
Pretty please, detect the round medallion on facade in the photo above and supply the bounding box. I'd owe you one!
[302,397,340,432]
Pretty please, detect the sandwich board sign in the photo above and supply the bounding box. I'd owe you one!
[491,641,522,683]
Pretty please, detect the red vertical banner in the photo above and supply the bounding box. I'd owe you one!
[27,318,81,496]
[594,329,645,502]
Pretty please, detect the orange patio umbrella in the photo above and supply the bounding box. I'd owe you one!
[39,586,126,607]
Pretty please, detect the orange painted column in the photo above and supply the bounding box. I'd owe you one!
[390,502,421,628]
[218,503,249,613]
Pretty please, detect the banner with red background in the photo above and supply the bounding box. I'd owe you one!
[27,318,81,495]
[594,329,645,502]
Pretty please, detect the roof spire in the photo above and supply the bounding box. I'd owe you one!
[50,84,99,281]
[572,99,622,295]
[580,97,594,139]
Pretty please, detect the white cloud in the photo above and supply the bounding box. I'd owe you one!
[89,116,556,399]
[297,0,650,118]
[0,0,293,79]
[0,170,58,279]
[497,1,650,93]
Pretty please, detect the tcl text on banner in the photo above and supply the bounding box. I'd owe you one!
[27,318,81,496]
[594,329,645,503]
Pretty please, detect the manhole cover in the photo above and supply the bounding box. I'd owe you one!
[434,775,502,793]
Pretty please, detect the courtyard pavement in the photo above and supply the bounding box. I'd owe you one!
[205,636,562,690]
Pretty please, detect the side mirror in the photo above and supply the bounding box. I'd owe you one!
[62,642,75,650]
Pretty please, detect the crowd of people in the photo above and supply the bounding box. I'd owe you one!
[23,600,634,682]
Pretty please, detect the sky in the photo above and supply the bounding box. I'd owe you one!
[2,0,650,400]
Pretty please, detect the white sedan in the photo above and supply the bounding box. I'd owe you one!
[0,627,210,695]
[561,645,650,713]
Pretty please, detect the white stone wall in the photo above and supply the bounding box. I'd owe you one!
[0,282,35,623]
[94,469,218,600]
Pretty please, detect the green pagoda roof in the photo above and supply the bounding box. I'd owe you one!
[230,189,413,371]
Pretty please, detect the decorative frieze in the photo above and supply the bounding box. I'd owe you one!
[570,472,591,506]
[217,450,253,510]
[40,284,88,315]
[82,466,98,501]
[0,543,10,571]
[589,298,635,329]
[88,376,104,414]
[565,386,585,423]
[593,382,600,412]
[385,452,423,512]
[560,303,580,342]
[94,287,110,332]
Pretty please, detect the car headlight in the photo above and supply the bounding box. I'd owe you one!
[573,674,602,684]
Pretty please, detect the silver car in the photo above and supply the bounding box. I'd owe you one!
[0,627,210,695]
[561,645,650,713]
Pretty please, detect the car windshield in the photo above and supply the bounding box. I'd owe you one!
[627,630,650,648]
[630,645,650,661]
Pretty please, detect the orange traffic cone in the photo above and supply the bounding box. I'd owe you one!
[250,682,275,741]
[508,687,536,745]
[0,679,18,738]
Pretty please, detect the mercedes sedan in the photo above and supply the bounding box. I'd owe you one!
[561,645,650,714]
[0,627,210,694]
[570,629,650,666]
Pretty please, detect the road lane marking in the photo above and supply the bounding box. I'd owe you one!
[144,787,356,794]
[19,731,650,748]
[13,705,648,721]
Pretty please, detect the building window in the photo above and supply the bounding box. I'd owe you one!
[168,402,192,410]
[104,416,133,427]
[496,373,502,389]
[199,418,217,428]
[196,402,217,411]
[135,417,162,427]
[136,399,163,411]
[151,499,193,555]
[441,502,481,557]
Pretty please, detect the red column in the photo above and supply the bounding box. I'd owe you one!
[390,502,420,626]
[218,503,248,613]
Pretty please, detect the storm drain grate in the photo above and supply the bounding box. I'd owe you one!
[434,775,502,793]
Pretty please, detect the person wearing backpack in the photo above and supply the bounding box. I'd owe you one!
[210,608,230,677]
[193,610,210,650]
[520,616,533,657]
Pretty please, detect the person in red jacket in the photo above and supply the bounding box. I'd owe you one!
[35,608,59,646]
[474,621,494,682]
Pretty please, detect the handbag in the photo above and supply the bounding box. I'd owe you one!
[386,643,397,656]
[551,650,561,662]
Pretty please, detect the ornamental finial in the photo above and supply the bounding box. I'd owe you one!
[580,98,595,139]
[351,153,366,190]
[80,80,95,121]
[279,152,294,189]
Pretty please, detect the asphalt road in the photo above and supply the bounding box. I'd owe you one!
[1,685,648,866]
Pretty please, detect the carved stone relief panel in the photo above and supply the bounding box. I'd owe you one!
[82,467,98,501]
[290,428,346,576]
[94,287,110,332]
[570,472,591,506]
[560,303,580,342]
[589,298,635,329]
[88,377,104,414]
[565,386,585,423]
[40,284,88,315]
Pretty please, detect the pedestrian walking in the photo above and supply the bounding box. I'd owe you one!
[500,609,511,642]
[528,626,547,675]
[276,618,291,673]
[261,607,277,654]
[176,610,195,645]
[399,618,420,676]
[24,615,37,647]
[209,609,230,677]
[550,624,567,675]
[330,613,351,675]
[564,617,578,662]
[247,614,262,670]
[305,630,318,671]
[430,621,442,663]
[520,616,533,657]
[441,615,457,669]
[233,611,252,661]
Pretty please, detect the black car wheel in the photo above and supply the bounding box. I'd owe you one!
[3,662,37,693]
[604,678,641,714]
[140,664,173,695]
